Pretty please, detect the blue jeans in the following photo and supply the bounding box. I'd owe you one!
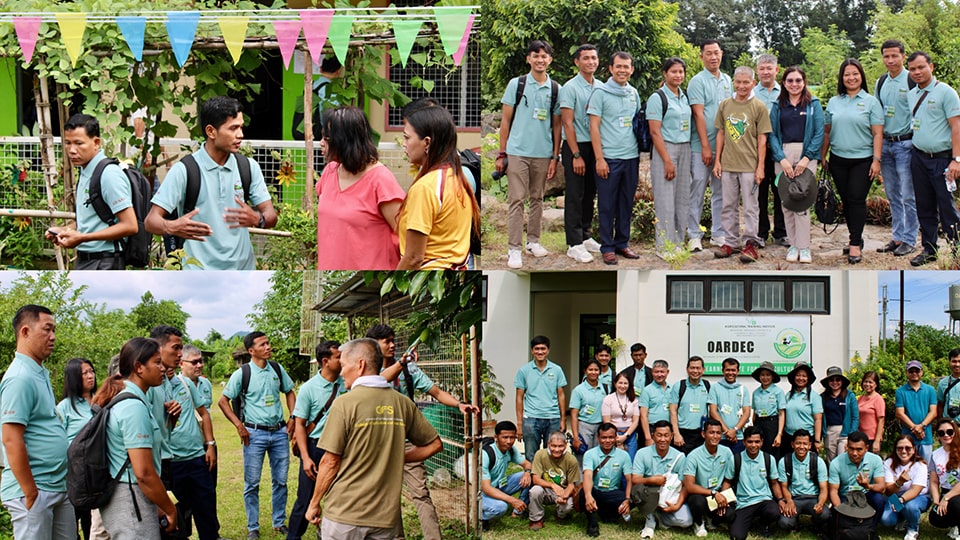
[618,429,638,462]
[880,494,930,532]
[243,427,290,531]
[481,472,530,521]
[597,157,639,252]
[880,139,918,244]
[522,417,559,462]
[689,152,724,240]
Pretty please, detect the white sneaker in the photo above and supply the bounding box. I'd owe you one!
[567,244,594,263]
[799,248,812,263]
[583,237,602,253]
[786,246,799,262]
[641,526,655,538]
[709,236,725,247]
[641,514,656,538]
[688,238,703,252]
[526,242,549,257]
[948,526,960,540]
[507,249,522,269]
[904,530,918,540]
[694,522,708,538]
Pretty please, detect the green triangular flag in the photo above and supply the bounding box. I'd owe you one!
[433,7,472,56]
[328,14,353,66]
[393,19,423,67]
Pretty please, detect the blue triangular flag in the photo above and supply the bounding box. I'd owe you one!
[165,11,200,67]
[116,16,146,61]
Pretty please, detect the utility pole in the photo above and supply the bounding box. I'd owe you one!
[881,284,888,352]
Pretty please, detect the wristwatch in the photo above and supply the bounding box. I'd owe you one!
[572,151,582,159]
[257,212,266,228]
[954,156,960,163]
[553,154,561,161]
[205,440,216,447]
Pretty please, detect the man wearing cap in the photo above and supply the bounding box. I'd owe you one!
[895,360,938,460]
[639,360,672,446]
[936,347,960,423]
[783,362,823,458]
[776,428,831,533]
[751,361,786,456]
[630,420,693,538]
[527,431,580,531]
[827,431,886,525]
[707,358,751,453]
[670,356,711,455]
[820,366,859,463]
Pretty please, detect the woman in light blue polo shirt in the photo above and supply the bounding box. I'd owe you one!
[647,57,693,258]
[822,58,884,264]
[57,358,97,540]
[100,338,177,540]
[570,359,607,458]
[782,362,823,459]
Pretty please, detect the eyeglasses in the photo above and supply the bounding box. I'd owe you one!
[896,446,913,451]
[785,78,804,83]
[938,428,956,437]
[183,360,203,365]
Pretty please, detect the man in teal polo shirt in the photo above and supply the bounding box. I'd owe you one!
[728,427,784,540]
[480,421,532,529]
[595,345,614,389]
[0,305,74,540]
[876,39,919,257]
[753,54,786,247]
[588,51,642,265]
[181,345,213,410]
[515,335,567,461]
[581,423,633,537]
[146,96,277,270]
[496,40,561,269]
[895,360,938,460]
[904,51,960,266]
[630,420,693,537]
[707,357,751,452]
[682,419,735,537]
[560,43,602,263]
[937,348,960,423]
[777,429,831,532]
[218,331,296,539]
[45,114,137,270]
[669,356,711,454]
[687,40,733,251]
[827,431,886,524]
[639,360,672,445]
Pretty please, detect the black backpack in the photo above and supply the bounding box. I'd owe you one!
[835,511,876,540]
[731,450,773,493]
[783,453,819,488]
[876,73,916,108]
[508,75,559,150]
[459,148,482,256]
[814,171,841,234]
[179,153,253,215]
[633,89,670,154]
[481,436,497,475]
[231,361,283,423]
[87,159,153,267]
[66,393,142,510]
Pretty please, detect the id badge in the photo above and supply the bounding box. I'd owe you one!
[620,116,631,128]
[499,476,508,488]
[689,403,701,414]
[265,394,276,407]
[885,105,896,118]
[913,118,922,131]
[720,404,733,415]
[534,108,547,121]
[598,477,612,489]
[583,404,596,417]
[708,476,719,489]
[681,119,690,131]
[758,408,769,417]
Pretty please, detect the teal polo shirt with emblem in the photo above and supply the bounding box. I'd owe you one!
[708,380,749,439]
[168,375,205,462]
[647,86,692,144]
[876,70,914,136]
[752,385,786,418]
[223,361,295,426]
[631,367,648,397]
[632,444,685,478]
[909,77,960,153]
[515,360,567,420]
[587,79,641,160]
[502,73,560,158]
[778,453,828,497]
[784,389,823,435]
[938,375,960,423]
[196,376,213,409]
[736,450,779,507]
[639,382,672,424]
[583,446,632,491]
[75,150,132,254]
[570,380,606,424]
[895,382,938,444]
[828,452,884,496]
[687,69,733,152]
[683,444,734,491]
[293,373,347,439]
[147,377,174,460]
[482,444,524,488]
[0,353,69,500]
[107,381,162,483]
[56,397,93,443]
[825,90,884,159]
[599,368,613,390]
[559,73,600,143]
[669,378,711,430]
[754,83,781,112]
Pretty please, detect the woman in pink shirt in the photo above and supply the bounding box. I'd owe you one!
[316,106,405,269]
[857,370,885,453]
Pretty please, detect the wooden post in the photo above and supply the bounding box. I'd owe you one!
[34,75,65,270]
[303,49,315,212]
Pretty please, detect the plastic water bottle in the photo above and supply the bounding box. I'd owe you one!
[622,512,632,522]
[946,169,956,193]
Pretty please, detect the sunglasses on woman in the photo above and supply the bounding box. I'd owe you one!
[938,428,955,437]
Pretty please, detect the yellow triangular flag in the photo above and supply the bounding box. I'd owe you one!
[218,16,249,65]
[56,13,86,67]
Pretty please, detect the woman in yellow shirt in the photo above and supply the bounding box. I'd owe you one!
[397,100,480,269]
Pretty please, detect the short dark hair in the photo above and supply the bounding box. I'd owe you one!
[881,39,905,54]
[662,57,686,74]
[743,425,762,441]
[583,359,601,373]
[200,96,243,133]
[365,324,395,341]
[630,342,646,353]
[950,348,960,360]
[64,114,100,138]
[836,58,868,96]
[118,337,160,378]
[315,340,341,362]
[531,335,550,348]
[13,304,52,335]
[322,106,379,174]
[573,44,597,60]
[652,419,672,432]
[847,431,869,445]
[526,40,553,56]
[700,39,721,51]
[610,51,633,66]
[320,55,342,73]
[495,420,517,435]
[149,325,183,345]
[596,344,612,355]
[792,428,812,442]
[244,331,267,351]
[687,356,704,367]
[598,422,618,435]
[722,357,740,369]
[907,51,932,65]
[703,418,722,431]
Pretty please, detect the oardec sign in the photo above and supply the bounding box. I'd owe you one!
[688,315,812,376]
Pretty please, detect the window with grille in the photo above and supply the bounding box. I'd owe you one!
[387,40,480,130]
[667,276,830,314]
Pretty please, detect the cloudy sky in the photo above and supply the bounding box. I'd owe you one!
[877,270,960,335]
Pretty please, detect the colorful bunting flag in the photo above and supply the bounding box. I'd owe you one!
[116,16,146,61]
[56,14,87,67]
[300,9,334,66]
[272,20,301,69]
[13,17,42,65]
[327,14,353,66]
[218,16,249,65]
[433,6,473,57]
[392,18,423,68]
[450,14,475,66]
[166,11,200,68]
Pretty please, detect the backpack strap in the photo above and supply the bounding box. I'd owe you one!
[941,376,960,408]
[482,443,497,475]
[784,454,794,486]
[602,383,610,395]
[235,362,252,422]
[306,382,340,432]
[401,362,416,401]
[593,454,613,478]
[810,454,819,486]
[507,76,527,135]
[732,451,741,492]
[876,74,889,108]
[88,158,122,225]
[656,88,669,120]
[678,379,687,404]
[233,153,252,204]
[181,154,202,215]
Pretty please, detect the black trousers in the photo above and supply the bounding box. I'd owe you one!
[929,496,960,529]
[911,150,960,254]
[288,439,325,540]
[677,428,703,455]
[830,155,874,246]
[758,150,786,241]
[561,141,597,246]
[754,415,781,456]
[687,493,737,526]
[170,456,219,540]
[730,500,780,540]
[581,487,626,526]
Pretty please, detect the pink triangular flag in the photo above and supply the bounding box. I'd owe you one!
[272,20,301,69]
[300,9,334,66]
[14,17,42,64]
[451,14,475,66]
